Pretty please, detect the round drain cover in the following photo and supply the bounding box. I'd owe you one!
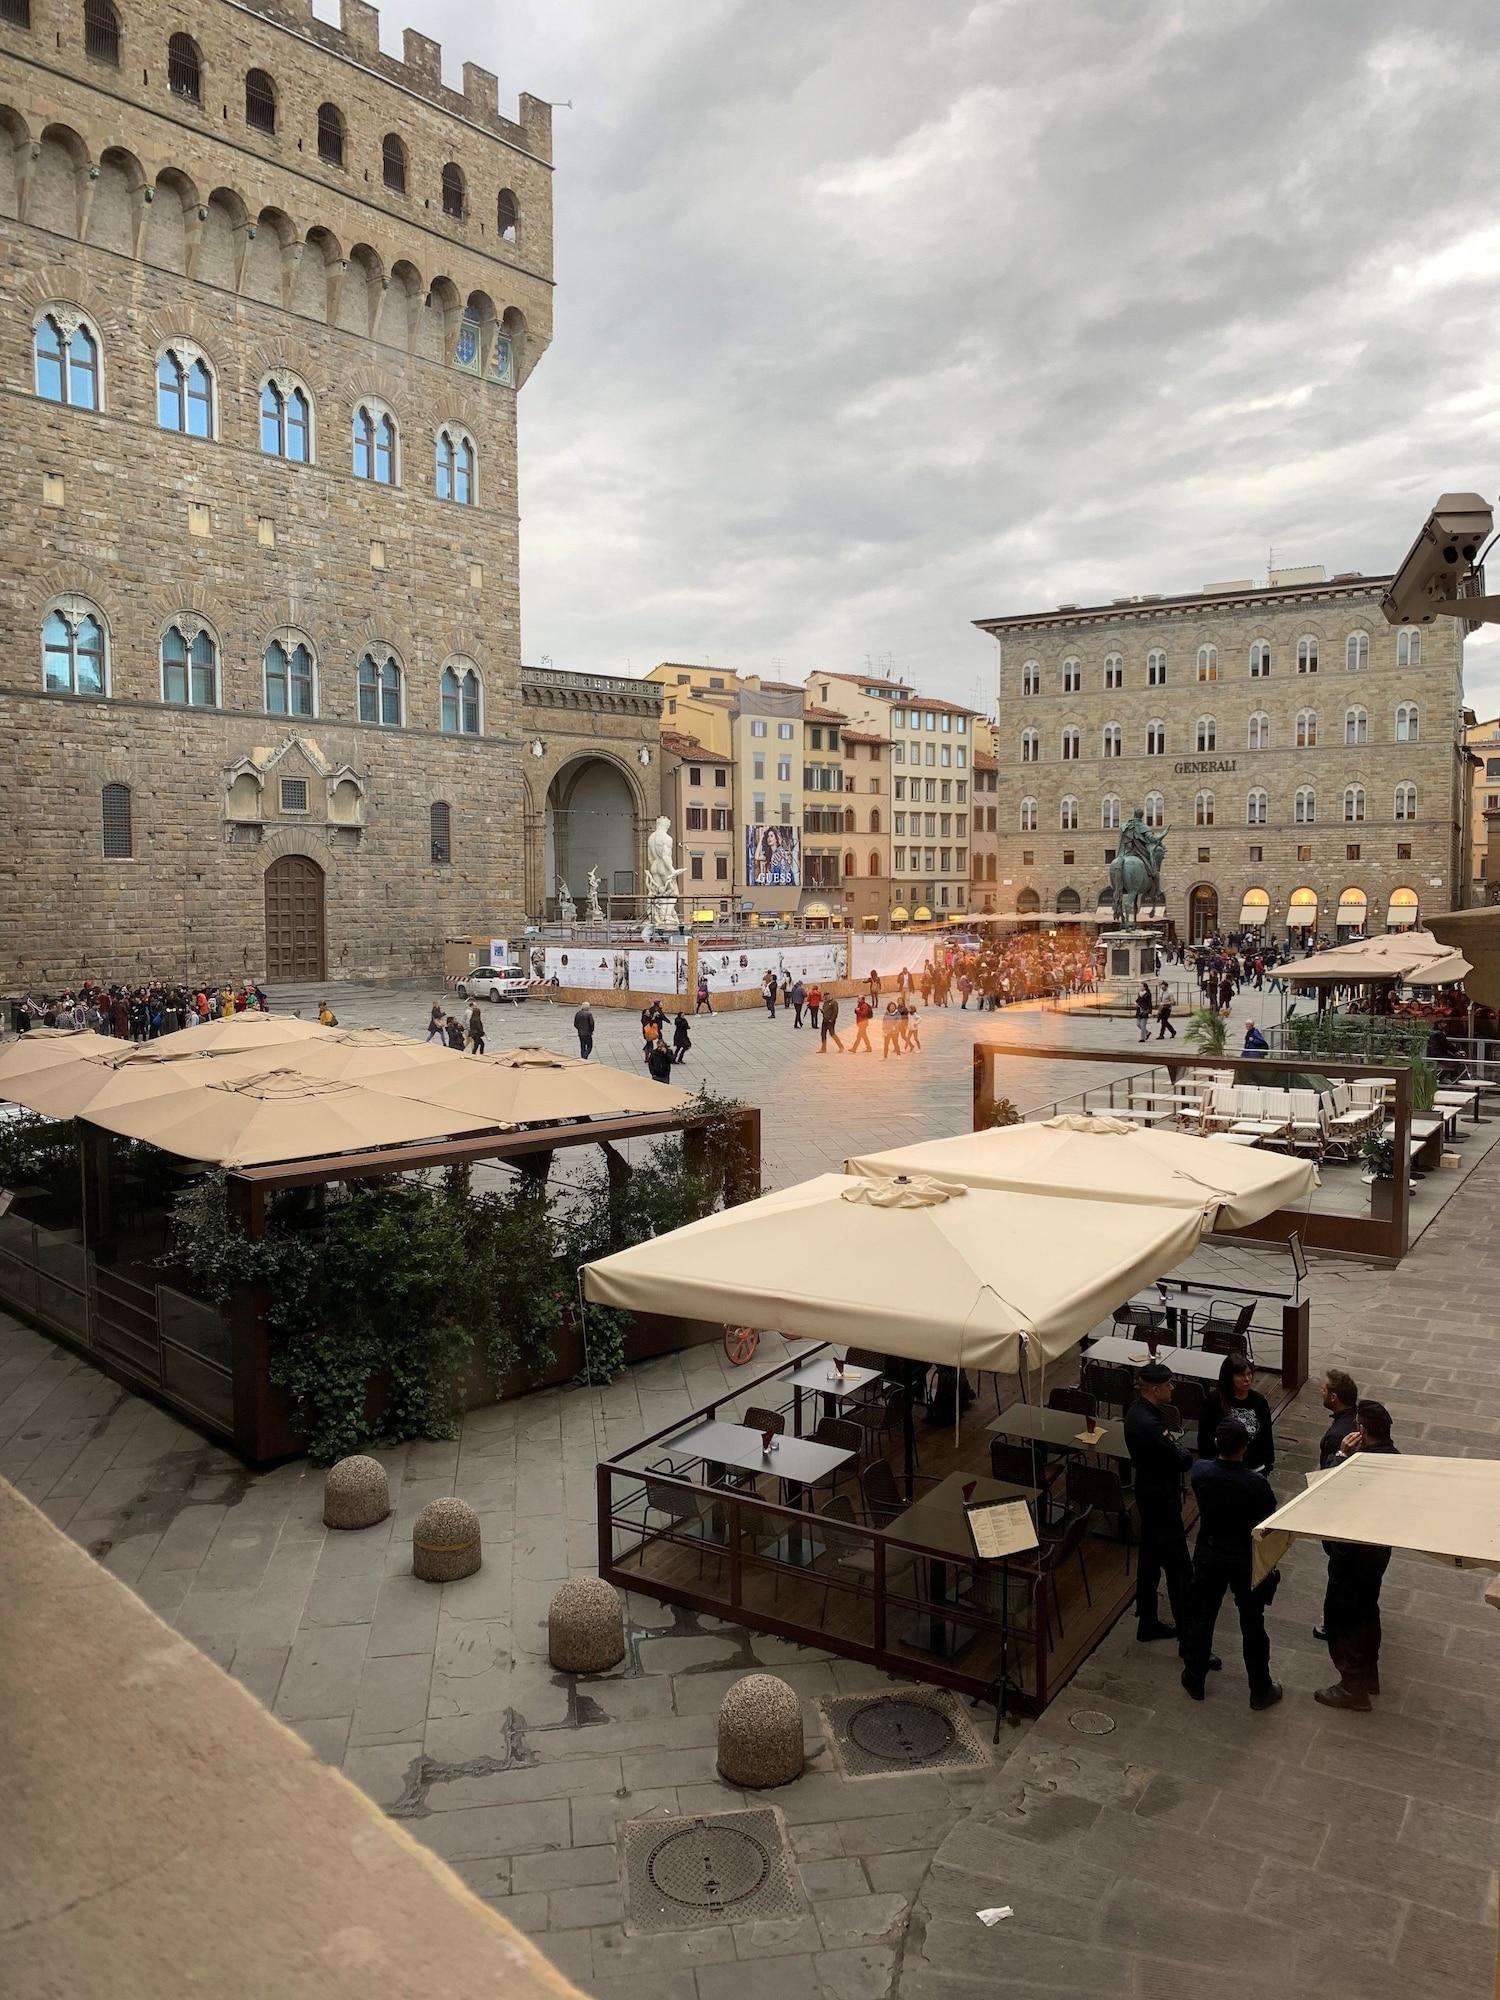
[848,1696,956,1764]
[646,1821,772,1910]
[1068,1709,1116,1736]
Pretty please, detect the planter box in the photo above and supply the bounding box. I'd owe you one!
[1367,1176,1396,1221]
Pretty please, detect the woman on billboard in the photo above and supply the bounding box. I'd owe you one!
[748,824,798,887]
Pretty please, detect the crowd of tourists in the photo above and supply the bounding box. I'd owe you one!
[5,981,270,1040]
[926,932,1101,1009]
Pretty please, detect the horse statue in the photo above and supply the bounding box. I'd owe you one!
[1107,813,1166,926]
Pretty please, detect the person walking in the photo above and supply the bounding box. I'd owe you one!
[646,1040,675,1084]
[1317,1400,1399,1711]
[1125,1362,1194,1646]
[444,1013,465,1050]
[762,971,778,1018]
[1241,1020,1269,1058]
[671,1012,692,1065]
[1181,1420,1282,1708]
[695,973,713,1015]
[573,1002,595,1061]
[1135,982,1153,1042]
[467,1002,485,1055]
[1198,1354,1275,1475]
[780,969,792,1012]
[789,978,807,1028]
[850,994,874,1054]
[1156,989,1176,1039]
[881,1001,903,1059]
[867,970,881,1007]
[958,974,972,1009]
[903,1004,922,1053]
[806,983,822,1032]
[819,992,844,1053]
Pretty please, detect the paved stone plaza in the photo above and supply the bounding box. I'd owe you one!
[2,988,1498,2000]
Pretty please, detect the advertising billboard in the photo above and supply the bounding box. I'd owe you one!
[744,823,801,889]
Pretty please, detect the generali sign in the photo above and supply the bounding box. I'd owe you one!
[1172,757,1238,775]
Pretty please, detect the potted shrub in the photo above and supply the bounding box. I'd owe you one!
[1360,1132,1398,1219]
[1184,1007,1228,1055]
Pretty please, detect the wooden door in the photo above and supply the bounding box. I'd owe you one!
[264,855,326,980]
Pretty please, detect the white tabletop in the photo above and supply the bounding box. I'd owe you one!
[785,1357,881,1397]
[1081,1336,1227,1383]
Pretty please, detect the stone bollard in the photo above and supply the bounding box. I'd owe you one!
[547,1575,626,1673]
[716,1672,804,1789]
[322,1455,390,1531]
[411,1496,482,1582]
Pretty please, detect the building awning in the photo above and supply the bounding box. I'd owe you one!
[1238,903,1269,926]
[1286,907,1317,927]
[889,906,910,922]
[1387,903,1419,928]
[913,907,934,921]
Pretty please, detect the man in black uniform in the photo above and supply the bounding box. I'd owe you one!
[1181,1420,1282,1709]
[1124,1362,1193,1643]
[1318,1369,1360,1468]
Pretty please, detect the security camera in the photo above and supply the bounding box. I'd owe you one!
[1381,492,1494,626]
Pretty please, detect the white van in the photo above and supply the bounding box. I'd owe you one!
[459,965,529,1004]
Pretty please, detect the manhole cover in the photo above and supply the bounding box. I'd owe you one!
[820,1688,990,1780]
[1069,1709,1116,1736]
[622,1810,803,1934]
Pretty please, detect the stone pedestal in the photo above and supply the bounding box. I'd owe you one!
[1095,928,1166,1013]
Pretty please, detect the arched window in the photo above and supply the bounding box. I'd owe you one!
[264,637,315,718]
[382,132,407,193]
[1248,639,1270,679]
[1397,629,1421,667]
[101,783,132,859]
[1056,888,1082,914]
[1246,788,1268,826]
[1195,790,1214,826]
[1062,658,1081,692]
[1197,644,1218,683]
[842,808,856,835]
[358,650,403,726]
[156,343,214,437]
[1016,887,1041,915]
[1019,797,1037,832]
[868,850,879,876]
[34,307,100,409]
[1294,786,1316,825]
[259,373,312,461]
[1247,710,1269,749]
[441,162,466,219]
[1103,652,1123,689]
[1296,636,1318,674]
[244,67,275,131]
[1396,702,1419,743]
[1394,782,1417,822]
[1059,796,1078,831]
[497,188,518,240]
[84,0,120,66]
[455,303,484,374]
[842,851,854,877]
[1344,705,1368,746]
[869,807,881,833]
[317,102,345,167]
[353,401,397,484]
[167,32,201,101]
[1021,660,1040,696]
[1147,649,1166,686]
[1145,719,1166,755]
[1060,726,1080,760]
[1344,785,1366,823]
[1346,631,1369,672]
[430,801,451,864]
[440,664,480,734]
[1020,729,1039,763]
[1100,795,1120,830]
[1143,792,1164,829]
[43,599,108,694]
[161,621,217,707]
[435,424,475,504]
[1195,715,1216,752]
[1295,708,1317,748]
[1102,722,1121,757]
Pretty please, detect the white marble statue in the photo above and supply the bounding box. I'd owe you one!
[556,875,577,923]
[645,815,686,932]
[586,866,604,922]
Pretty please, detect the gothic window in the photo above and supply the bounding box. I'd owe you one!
[1104,653,1123,689]
[1021,728,1039,763]
[245,67,276,131]
[1296,636,1318,674]
[430,801,451,864]
[43,599,107,694]
[440,662,481,734]
[1395,702,1419,743]
[1195,790,1214,827]
[1195,715,1216,752]
[1060,726,1080,760]
[1346,631,1369,672]
[441,162,466,219]
[1248,710,1269,749]
[167,31,201,101]
[1019,797,1037,832]
[1248,639,1270,678]
[1060,796,1079,831]
[1295,786,1316,824]
[1021,660,1040,696]
[1062,658,1081,692]
[1145,719,1166,756]
[156,343,215,437]
[1102,723,1122,757]
[33,307,100,408]
[101,783,132,858]
[358,650,403,725]
[1394,783,1416,822]
[1397,629,1421,667]
[353,401,397,483]
[259,373,312,461]
[382,132,407,192]
[1246,788,1268,826]
[1344,706,1367,746]
[317,102,345,167]
[435,424,475,503]
[1344,785,1366,823]
[1100,795,1120,830]
[1147,649,1167,686]
[264,637,315,717]
[1295,708,1317,748]
[1197,644,1218,682]
[497,187,518,240]
[84,0,120,65]
[161,621,218,707]
[1143,792,1164,829]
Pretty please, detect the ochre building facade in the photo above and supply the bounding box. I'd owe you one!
[976,573,1471,943]
[0,0,557,985]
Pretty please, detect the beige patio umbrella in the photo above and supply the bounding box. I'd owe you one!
[1252,1452,1500,1586]
[146,1015,333,1054]
[1285,930,1456,985]
[154,1026,463,1084]
[0,1030,110,1101]
[0,1042,235,1121]
[79,1067,502,1168]
[366,1044,693,1125]
[582,1170,1206,1381]
[846,1113,1317,1232]
[1402,949,1472,988]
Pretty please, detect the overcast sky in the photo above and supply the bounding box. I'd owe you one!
[352,0,1500,717]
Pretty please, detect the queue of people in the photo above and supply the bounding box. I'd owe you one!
[7,981,269,1041]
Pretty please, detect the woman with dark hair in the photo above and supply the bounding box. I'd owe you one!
[1197,1354,1275,1474]
[1317,1399,1398,1712]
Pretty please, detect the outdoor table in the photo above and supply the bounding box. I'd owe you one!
[887,1469,1037,1659]
[1115,1107,1169,1124]
[1080,1335,1225,1384]
[986,1403,1131,1462]
[672,1419,855,1565]
[783,1354,882,1436]
[1434,1088,1480,1125]
[1208,1132,1259,1147]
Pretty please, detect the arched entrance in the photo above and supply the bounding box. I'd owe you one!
[544,757,637,913]
[1287,887,1318,940]
[1188,883,1218,942]
[1336,887,1368,938]
[1056,887,1081,915]
[1016,887,1041,915]
[264,854,325,980]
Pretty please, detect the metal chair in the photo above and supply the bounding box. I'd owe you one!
[1198,1300,1256,1363]
[642,1469,717,1579]
[1065,1459,1134,1571]
[847,1383,913,1464]
[1170,1377,1206,1430]
[859,1457,936,1528]
[1047,1386,1097,1422]
[1159,1402,1180,1435]
[1112,1300,1168,1343]
[1082,1360,1134,1416]
[812,1416,863,1495]
[1013,1512,1093,1651]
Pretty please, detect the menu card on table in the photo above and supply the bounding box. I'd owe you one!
[964,1499,1039,1562]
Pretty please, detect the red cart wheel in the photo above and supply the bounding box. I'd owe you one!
[726,1325,760,1365]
